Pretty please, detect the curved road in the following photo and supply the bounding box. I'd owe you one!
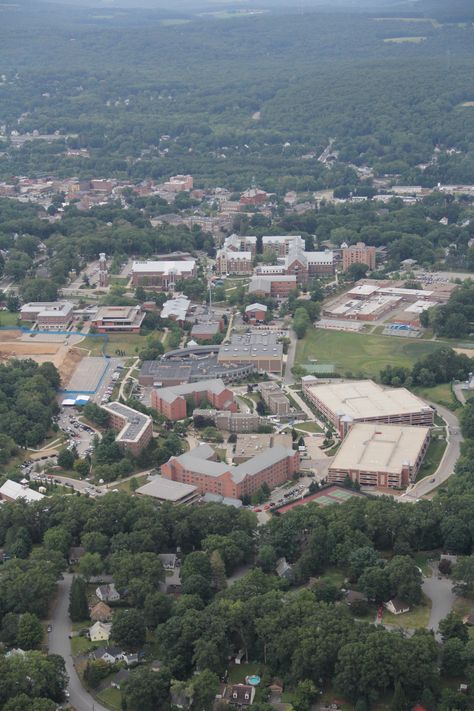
[49,573,109,711]
[400,403,463,501]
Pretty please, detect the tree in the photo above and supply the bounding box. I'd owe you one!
[143,591,174,629]
[57,448,75,470]
[0,613,19,647]
[3,696,55,711]
[42,526,71,559]
[20,279,58,302]
[293,679,319,711]
[441,637,466,676]
[16,613,43,650]
[348,547,379,581]
[345,263,369,281]
[123,667,171,711]
[439,612,469,643]
[73,458,90,477]
[68,576,89,622]
[210,550,227,591]
[293,307,311,339]
[112,609,146,650]
[386,556,422,606]
[84,660,113,689]
[358,567,391,603]
[190,669,219,711]
[78,553,102,582]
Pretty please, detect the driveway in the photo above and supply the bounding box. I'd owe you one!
[49,573,109,711]
[399,402,462,501]
[422,565,456,641]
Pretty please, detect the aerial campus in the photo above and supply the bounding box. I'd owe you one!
[4,2,474,711]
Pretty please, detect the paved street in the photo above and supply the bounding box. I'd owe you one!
[49,573,109,711]
[400,403,462,501]
[422,565,456,641]
[283,329,296,384]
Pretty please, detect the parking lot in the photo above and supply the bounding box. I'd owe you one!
[94,358,125,405]
[57,409,97,457]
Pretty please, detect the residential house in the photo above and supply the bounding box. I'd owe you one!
[110,669,130,690]
[89,621,112,643]
[158,553,178,571]
[68,546,86,565]
[90,602,112,623]
[96,583,120,602]
[91,646,122,664]
[276,557,293,580]
[226,684,255,706]
[384,598,410,615]
[122,652,139,666]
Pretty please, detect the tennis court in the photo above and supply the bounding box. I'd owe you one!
[276,486,364,514]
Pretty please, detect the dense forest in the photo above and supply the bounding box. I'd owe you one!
[1,3,474,188]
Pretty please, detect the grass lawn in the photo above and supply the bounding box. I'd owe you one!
[320,567,346,587]
[412,383,462,412]
[413,551,437,577]
[228,662,267,684]
[416,436,447,481]
[96,687,122,711]
[81,333,148,357]
[453,595,474,619]
[294,421,322,433]
[72,620,91,632]
[383,593,431,629]
[0,311,19,327]
[295,329,441,379]
[110,474,148,493]
[71,636,99,656]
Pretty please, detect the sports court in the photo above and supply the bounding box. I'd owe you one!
[65,356,108,393]
[276,486,364,514]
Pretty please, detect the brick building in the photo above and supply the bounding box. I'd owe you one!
[161,442,299,499]
[151,379,236,421]
[101,402,153,456]
[342,242,376,272]
[91,306,145,333]
[249,275,297,298]
[216,249,253,275]
[259,381,290,416]
[218,333,284,375]
[163,175,193,192]
[244,303,267,324]
[20,301,74,330]
[131,260,196,289]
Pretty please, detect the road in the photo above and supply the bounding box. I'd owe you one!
[283,329,296,385]
[422,564,456,641]
[399,403,462,501]
[49,573,109,711]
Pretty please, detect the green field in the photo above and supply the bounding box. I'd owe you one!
[383,594,431,629]
[416,436,447,481]
[296,329,441,379]
[0,311,19,327]
[413,383,462,412]
[96,687,122,711]
[81,334,148,356]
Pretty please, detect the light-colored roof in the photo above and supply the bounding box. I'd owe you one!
[155,379,229,404]
[0,480,44,502]
[245,303,268,313]
[161,296,191,320]
[102,402,152,443]
[262,235,302,243]
[306,380,431,420]
[305,250,334,265]
[167,443,295,485]
[21,301,74,318]
[330,423,430,474]
[249,275,297,293]
[136,476,197,502]
[132,260,195,275]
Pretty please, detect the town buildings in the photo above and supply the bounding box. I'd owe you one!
[249,275,297,297]
[190,322,222,342]
[101,402,153,456]
[131,259,196,289]
[151,379,236,421]
[244,303,268,324]
[342,242,377,272]
[193,408,261,433]
[303,379,434,436]
[163,175,193,192]
[160,296,191,324]
[91,306,145,333]
[233,433,293,464]
[20,301,74,330]
[259,381,291,416]
[262,235,305,256]
[0,479,45,503]
[328,423,430,488]
[217,332,284,374]
[216,248,253,275]
[161,442,299,499]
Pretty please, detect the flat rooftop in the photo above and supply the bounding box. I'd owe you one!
[327,295,400,317]
[160,297,190,320]
[132,260,195,274]
[305,380,431,420]
[136,476,197,502]
[95,306,139,320]
[330,423,430,474]
[155,378,229,404]
[219,333,283,360]
[234,433,292,460]
[102,401,151,442]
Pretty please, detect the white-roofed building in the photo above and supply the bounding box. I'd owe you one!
[131,260,196,289]
[303,379,434,436]
[160,296,191,323]
[0,479,45,503]
[328,423,430,489]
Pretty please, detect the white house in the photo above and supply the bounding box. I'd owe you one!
[96,583,120,602]
[89,621,112,643]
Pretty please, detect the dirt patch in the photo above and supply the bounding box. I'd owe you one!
[454,348,474,358]
[59,348,85,387]
[0,330,22,342]
[0,341,60,357]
